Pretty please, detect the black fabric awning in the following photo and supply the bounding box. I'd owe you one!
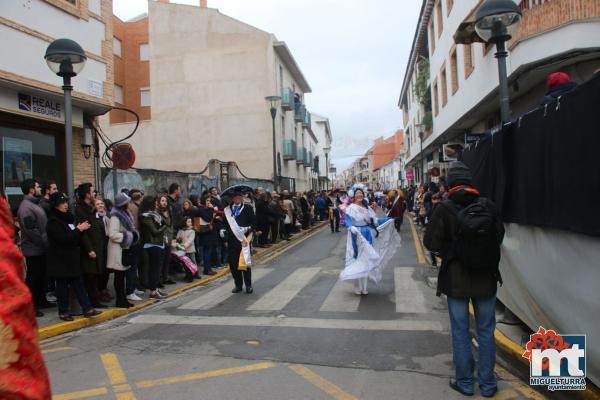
[463,73,600,237]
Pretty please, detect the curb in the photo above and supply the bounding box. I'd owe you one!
[38,223,327,341]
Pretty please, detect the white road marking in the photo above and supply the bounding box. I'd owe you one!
[247,267,321,311]
[319,279,360,312]
[394,267,428,313]
[178,269,273,310]
[128,315,444,331]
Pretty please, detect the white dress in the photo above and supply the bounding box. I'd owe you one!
[340,203,401,294]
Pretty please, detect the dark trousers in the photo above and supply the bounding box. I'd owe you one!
[25,255,47,309]
[145,246,164,291]
[270,221,279,243]
[55,277,92,315]
[330,210,340,232]
[113,270,128,305]
[318,208,327,221]
[161,247,172,282]
[228,245,251,289]
[83,273,101,305]
[258,220,270,245]
[98,272,110,292]
[202,245,216,273]
[394,218,402,232]
[126,243,142,294]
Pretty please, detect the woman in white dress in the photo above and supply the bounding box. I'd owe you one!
[340,184,401,295]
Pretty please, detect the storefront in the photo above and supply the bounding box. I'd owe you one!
[0,85,85,208]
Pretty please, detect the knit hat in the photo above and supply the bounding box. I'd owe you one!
[114,192,131,208]
[49,192,69,207]
[446,162,472,188]
[546,72,571,89]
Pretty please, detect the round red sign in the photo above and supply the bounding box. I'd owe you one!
[112,143,136,170]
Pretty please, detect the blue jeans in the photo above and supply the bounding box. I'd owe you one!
[447,295,497,395]
[202,245,216,273]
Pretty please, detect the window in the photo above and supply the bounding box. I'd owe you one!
[114,84,123,104]
[64,0,76,4]
[429,22,436,54]
[279,65,284,94]
[139,43,149,61]
[441,64,448,107]
[436,1,443,37]
[463,44,474,79]
[113,37,122,57]
[446,0,453,16]
[140,88,151,107]
[450,47,458,94]
[433,79,439,116]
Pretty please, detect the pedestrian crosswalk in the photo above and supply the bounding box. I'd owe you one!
[178,267,434,315]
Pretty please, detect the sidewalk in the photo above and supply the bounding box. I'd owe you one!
[37,222,327,340]
[408,213,600,400]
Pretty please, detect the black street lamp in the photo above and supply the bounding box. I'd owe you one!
[265,95,282,191]
[475,0,522,124]
[45,38,87,204]
[323,146,331,190]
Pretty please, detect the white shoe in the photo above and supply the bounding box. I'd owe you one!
[46,293,57,303]
[354,290,362,296]
[134,289,145,296]
[362,290,368,295]
[126,293,143,301]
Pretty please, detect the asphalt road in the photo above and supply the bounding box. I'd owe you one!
[43,221,546,400]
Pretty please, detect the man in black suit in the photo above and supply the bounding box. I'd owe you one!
[221,191,256,293]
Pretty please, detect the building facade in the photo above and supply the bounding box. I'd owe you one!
[311,113,332,191]
[103,1,324,192]
[399,0,600,185]
[0,0,114,205]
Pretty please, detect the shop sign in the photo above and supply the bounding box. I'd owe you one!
[464,132,487,145]
[3,137,32,195]
[18,93,62,119]
[405,169,414,180]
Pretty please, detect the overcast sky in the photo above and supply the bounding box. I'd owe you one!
[113,0,421,171]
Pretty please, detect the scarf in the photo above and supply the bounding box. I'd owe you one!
[142,210,163,226]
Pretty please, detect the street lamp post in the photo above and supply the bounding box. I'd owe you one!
[45,39,87,206]
[265,96,282,192]
[323,146,331,191]
[475,0,522,124]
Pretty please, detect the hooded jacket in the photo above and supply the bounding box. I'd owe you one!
[423,186,504,298]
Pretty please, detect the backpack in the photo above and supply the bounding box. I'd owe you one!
[443,197,501,271]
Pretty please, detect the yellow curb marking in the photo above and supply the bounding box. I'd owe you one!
[289,364,358,400]
[41,336,71,348]
[135,362,276,389]
[408,217,426,264]
[42,346,73,354]
[474,388,519,400]
[101,353,137,399]
[52,387,108,400]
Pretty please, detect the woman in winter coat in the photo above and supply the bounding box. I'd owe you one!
[139,195,168,299]
[107,193,138,308]
[95,198,112,303]
[157,194,176,285]
[46,192,102,321]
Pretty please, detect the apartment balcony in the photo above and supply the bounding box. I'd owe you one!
[305,150,313,168]
[283,139,296,160]
[296,146,305,165]
[302,110,311,128]
[510,0,600,48]
[281,88,294,111]
[294,102,306,123]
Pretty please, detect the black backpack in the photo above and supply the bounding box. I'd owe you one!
[443,197,501,271]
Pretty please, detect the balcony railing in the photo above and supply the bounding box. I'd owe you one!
[303,148,309,167]
[296,146,305,164]
[302,110,311,128]
[306,150,313,168]
[294,102,306,122]
[281,88,294,111]
[283,139,296,160]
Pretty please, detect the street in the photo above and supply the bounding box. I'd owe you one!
[44,222,544,400]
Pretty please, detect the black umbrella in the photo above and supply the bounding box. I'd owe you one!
[220,184,254,199]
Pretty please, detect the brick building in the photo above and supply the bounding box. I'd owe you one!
[0,0,114,205]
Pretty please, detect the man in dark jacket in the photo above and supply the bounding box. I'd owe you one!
[424,162,504,398]
[17,179,50,316]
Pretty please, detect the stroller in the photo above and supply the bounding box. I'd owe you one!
[169,247,200,283]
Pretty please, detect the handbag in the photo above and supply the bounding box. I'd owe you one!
[121,248,133,267]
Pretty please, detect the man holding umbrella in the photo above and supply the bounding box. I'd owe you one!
[220,185,256,293]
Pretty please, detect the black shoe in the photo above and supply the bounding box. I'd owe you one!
[204,269,217,276]
[83,309,102,318]
[246,287,253,294]
[59,313,73,321]
[164,279,176,285]
[35,310,44,317]
[157,283,165,289]
[481,387,498,398]
[449,380,473,396]
[115,301,134,309]
[231,287,243,293]
[91,302,109,309]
